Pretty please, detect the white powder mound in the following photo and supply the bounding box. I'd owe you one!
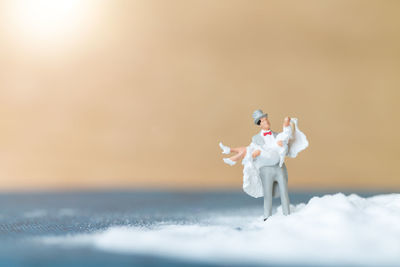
[40,193,400,266]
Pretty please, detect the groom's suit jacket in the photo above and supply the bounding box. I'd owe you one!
[252,131,278,146]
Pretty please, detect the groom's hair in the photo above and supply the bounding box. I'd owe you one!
[257,120,261,125]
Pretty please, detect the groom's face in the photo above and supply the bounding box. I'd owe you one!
[259,117,270,130]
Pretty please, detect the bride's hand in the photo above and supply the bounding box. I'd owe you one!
[252,150,261,158]
[283,116,291,127]
[277,140,283,147]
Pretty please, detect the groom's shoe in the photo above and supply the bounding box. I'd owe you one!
[263,217,269,221]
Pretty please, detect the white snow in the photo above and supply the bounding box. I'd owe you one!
[39,193,400,266]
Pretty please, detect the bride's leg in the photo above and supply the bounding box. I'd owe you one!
[230,147,242,153]
[229,147,247,161]
[223,146,247,166]
[219,141,244,154]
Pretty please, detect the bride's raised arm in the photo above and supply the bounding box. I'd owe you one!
[283,116,291,127]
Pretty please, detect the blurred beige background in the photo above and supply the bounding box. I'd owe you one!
[0,0,399,191]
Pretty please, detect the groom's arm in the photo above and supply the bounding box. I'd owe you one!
[248,141,261,158]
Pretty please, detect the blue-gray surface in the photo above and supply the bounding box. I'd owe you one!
[0,189,384,267]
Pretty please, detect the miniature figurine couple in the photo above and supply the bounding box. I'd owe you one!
[219,109,309,221]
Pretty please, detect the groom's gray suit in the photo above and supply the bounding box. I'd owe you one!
[251,131,290,218]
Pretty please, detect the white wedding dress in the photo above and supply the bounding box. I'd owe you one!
[241,118,309,198]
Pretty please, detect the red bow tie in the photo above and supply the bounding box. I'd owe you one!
[263,131,272,136]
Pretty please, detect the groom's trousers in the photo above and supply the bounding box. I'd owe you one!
[259,164,290,218]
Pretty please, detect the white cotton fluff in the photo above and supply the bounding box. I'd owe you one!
[40,193,400,266]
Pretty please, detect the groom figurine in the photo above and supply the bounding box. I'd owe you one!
[251,110,291,221]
